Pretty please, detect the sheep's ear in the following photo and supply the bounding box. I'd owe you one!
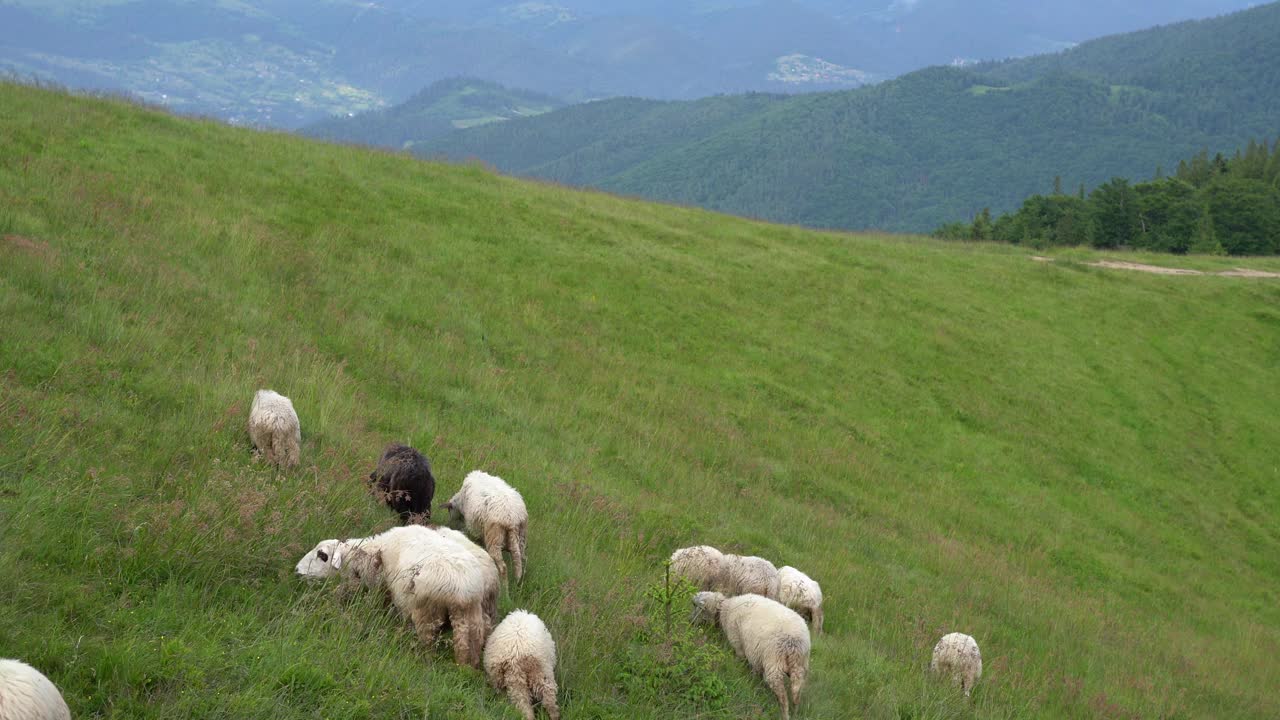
[331,545,346,569]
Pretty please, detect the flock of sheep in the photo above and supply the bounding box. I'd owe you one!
[0,388,983,720]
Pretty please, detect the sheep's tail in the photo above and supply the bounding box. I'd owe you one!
[780,633,809,708]
[507,524,525,583]
[504,657,537,720]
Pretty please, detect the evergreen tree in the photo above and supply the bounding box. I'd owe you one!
[1188,207,1225,256]
[971,208,993,241]
[1089,178,1140,248]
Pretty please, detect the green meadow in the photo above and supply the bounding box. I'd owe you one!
[1,82,1278,719]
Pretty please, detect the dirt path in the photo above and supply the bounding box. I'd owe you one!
[1031,255,1280,278]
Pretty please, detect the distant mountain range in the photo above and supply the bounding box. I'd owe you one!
[0,0,1260,127]
[300,78,565,150]
[408,2,1280,233]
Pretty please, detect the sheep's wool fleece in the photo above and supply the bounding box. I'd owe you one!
[778,566,822,610]
[715,594,810,672]
[250,389,298,433]
[248,389,300,464]
[931,632,982,688]
[722,554,781,598]
[452,471,527,530]
[669,545,725,588]
[484,610,557,675]
[0,659,71,720]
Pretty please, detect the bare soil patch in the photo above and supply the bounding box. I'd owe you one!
[1031,255,1280,278]
[2,234,55,258]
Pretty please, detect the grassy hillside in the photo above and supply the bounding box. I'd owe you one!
[415,2,1280,233]
[299,78,565,151]
[2,82,1280,719]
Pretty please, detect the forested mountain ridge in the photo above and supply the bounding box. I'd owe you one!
[415,2,1280,233]
[935,139,1280,256]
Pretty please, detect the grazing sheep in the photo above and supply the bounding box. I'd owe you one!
[669,545,726,590]
[0,658,71,720]
[692,592,810,720]
[368,444,436,522]
[444,471,529,582]
[296,526,493,667]
[719,554,781,599]
[931,632,982,697]
[436,526,501,630]
[483,610,560,720]
[777,566,824,634]
[248,389,301,468]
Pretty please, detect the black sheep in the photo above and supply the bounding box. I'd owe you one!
[368,443,436,523]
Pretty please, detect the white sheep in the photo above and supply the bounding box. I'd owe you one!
[930,632,982,697]
[248,389,300,468]
[436,526,501,630]
[296,525,495,667]
[0,658,71,720]
[777,566,824,634]
[692,592,810,720]
[669,545,725,590]
[444,471,529,582]
[483,610,560,720]
[719,554,781,599]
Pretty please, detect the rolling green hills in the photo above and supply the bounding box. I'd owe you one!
[414,2,1280,233]
[3,81,1280,719]
[299,78,565,151]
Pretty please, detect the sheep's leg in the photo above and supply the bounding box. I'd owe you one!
[533,675,560,720]
[812,606,823,635]
[484,524,508,580]
[507,526,525,582]
[764,667,790,720]
[788,663,807,707]
[450,605,485,668]
[503,661,536,720]
[411,604,446,648]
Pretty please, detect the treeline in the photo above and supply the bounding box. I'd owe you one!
[935,139,1280,255]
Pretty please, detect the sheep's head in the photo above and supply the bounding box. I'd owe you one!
[442,494,463,524]
[296,539,344,579]
[691,591,725,625]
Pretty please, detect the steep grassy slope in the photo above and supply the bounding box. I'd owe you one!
[2,82,1280,719]
[417,2,1280,233]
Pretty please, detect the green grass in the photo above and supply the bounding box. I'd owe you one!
[2,81,1279,719]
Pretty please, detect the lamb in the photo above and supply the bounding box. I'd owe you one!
[296,526,494,667]
[483,610,560,720]
[0,658,71,720]
[930,632,982,697]
[777,566,824,634]
[718,554,781,599]
[248,389,301,468]
[368,443,436,523]
[692,592,810,720]
[669,545,726,590]
[444,471,529,582]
